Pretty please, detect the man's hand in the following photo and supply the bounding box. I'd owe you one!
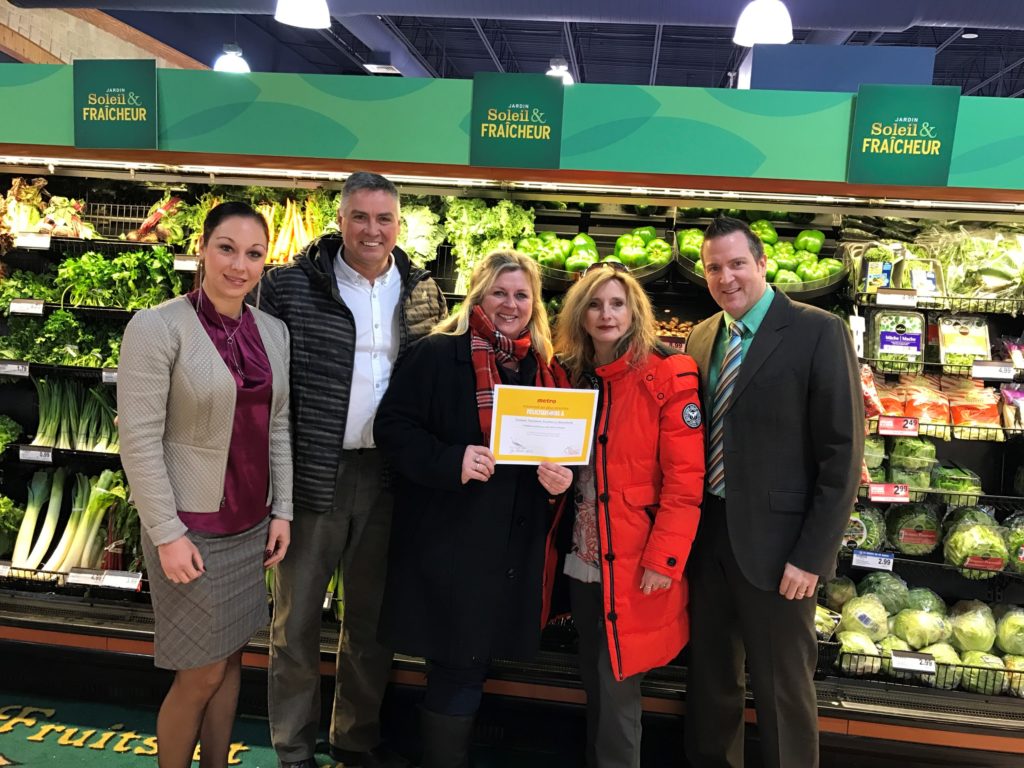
[778,562,818,601]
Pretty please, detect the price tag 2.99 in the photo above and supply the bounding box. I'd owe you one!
[19,446,53,464]
[852,549,895,571]
[868,483,910,503]
[875,288,917,308]
[877,416,919,437]
[890,650,936,674]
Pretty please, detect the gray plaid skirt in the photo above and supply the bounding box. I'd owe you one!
[143,517,270,670]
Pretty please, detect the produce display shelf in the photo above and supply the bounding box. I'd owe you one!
[4,302,135,320]
[5,442,121,467]
[854,292,1024,316]
[865,418,1013,443]
[675,251,850,300]
[856,487,1024,512]
[825,645,1024,705]
[0,360,115,382]
[860,357,1021,381]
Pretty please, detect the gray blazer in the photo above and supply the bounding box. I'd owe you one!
[118,296,293,546]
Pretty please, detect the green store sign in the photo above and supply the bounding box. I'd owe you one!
[73,59,157,150]
[847,84,962,186]
[470,72,564,169]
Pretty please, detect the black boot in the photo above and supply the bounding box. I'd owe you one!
[420,707,475,768]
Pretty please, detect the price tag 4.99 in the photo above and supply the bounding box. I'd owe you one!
[19,446,53,464]
[877,416,919,437]
[890,649,937,674]
[875,288,918,308]
[971,360,1015,382]
[869,483,910,503]
[852,549,895,571]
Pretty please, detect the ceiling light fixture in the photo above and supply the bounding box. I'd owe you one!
[213,44,250,73]
[274,0,331,30]
[961,28,980,40]
[546,57,574,85]
[733,0,794,47]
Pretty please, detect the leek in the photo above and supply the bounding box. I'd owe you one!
[21,467,65,570]
[11,471,51,567]
[57,470,126,572]
[42,473,90,573]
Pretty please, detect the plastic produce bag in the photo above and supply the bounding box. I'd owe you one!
[944,520,1009,580]
[949,600,997,653]
[862,435,885,469]
[876,635,912,680]
[960,651,1007,695]
[888,436,937,468]
[838,594,890,641]
[842,503,886,552]
[825,576,857,613]
[919,642,963,690]
[941,505,996,537]
[815,604,841,640]
[885,503,940,556]
[836,631,882,676]
[871,310,924,374]
[856,572,909,617]
[1004,655,1024,697]
[1004,512,1024,575]
[905,587,947,616]
[891,609,952,650]
[996,607,1024,655]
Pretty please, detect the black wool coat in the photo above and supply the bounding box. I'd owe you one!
[373,331,555,667]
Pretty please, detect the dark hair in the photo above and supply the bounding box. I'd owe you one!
[341,171,399,213]
[202,201,269,243]
[702,216,764,262]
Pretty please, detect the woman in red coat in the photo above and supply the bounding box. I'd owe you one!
[553,264,705,768]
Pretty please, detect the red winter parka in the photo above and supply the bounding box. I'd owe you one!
[578,348,705,680]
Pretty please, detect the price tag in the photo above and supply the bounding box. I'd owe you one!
[852,549,895,571]
[100,570,143,591]
[101,368,118,384]
[323,591,333,611]
[0,361,30,377]
[875,288,918,308]
[848,314,866,358]
[971,360,1015,382]
[19,446,53,464]
[14,232,51,250]
[66,568,105,587]
[0,563,10,578]
[9,298,44,315]
[877,416,919,437]
[868,483,910,503]
[890,650,936,674]
[174,256,198,272]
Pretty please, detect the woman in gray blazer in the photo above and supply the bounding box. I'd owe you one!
[118,202,293,768]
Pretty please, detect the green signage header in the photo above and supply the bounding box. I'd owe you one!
[847,84,961,186]
[470,72,564,169]
[73,59,157,150]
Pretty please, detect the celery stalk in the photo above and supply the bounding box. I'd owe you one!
[22,467,65,570]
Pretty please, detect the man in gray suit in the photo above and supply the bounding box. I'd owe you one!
[683,217,863,768]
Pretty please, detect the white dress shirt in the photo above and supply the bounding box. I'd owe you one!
[334,249,402,449]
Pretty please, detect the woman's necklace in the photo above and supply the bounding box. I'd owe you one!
[212,307,246,383]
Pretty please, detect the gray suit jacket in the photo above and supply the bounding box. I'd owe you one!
[118,296,293,546]
[686,290,863,590]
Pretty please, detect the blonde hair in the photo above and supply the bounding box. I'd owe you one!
[554,268,659,386]
[434,250,552,361]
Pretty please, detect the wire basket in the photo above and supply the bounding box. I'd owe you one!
[82,203,150,239]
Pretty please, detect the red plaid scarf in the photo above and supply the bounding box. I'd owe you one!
[469,305,557,441]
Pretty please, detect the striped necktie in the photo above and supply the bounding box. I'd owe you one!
[707,320,745,498]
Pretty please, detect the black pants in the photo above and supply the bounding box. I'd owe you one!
[571,579,643,768]
[684,496,819,768]
[424,660,489,716]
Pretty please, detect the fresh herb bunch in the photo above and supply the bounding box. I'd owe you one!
[0,267,59,312]
[0,312,122,367]
[0,414,22,453]
[55,246,182,310]
[443,198,535,293]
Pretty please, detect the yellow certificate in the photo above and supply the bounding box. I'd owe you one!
[489,384,599,465]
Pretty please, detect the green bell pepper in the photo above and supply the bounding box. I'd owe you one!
[774,241,795,259]
[516,236,542,255]
[602,254,623,264]
[796,261,828,282]
[678,228,704,262]
[774,253,799,272]
[794,250,818,265]
[768,210,790,221]
[765,258,779,283]
[645,237,673,266]
[615,233,645,257]
[693,259,705,277]
[762,243,775,260]
[818,257,844,277]
[773,269,801,285]
[631,226,657,246]
[538,246,567,270]
[571,233,596,251]
[725,208,743,219]
[565,246,598,273]
[537,231,559,244]
[557,239,574,259]
[749,219,778,245]
[618,242,649,268]
[794,229,825,254]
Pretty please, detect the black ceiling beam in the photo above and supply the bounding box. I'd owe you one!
[316,27,368,71]
[563,22,582,83]
[649,24,662,86]
[471,19,504,72]
[964,52,1024,95]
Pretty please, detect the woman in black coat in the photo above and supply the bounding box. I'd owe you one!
[374,250,573,768]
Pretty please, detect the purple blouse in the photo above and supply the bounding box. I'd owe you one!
[178,289,273,535]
